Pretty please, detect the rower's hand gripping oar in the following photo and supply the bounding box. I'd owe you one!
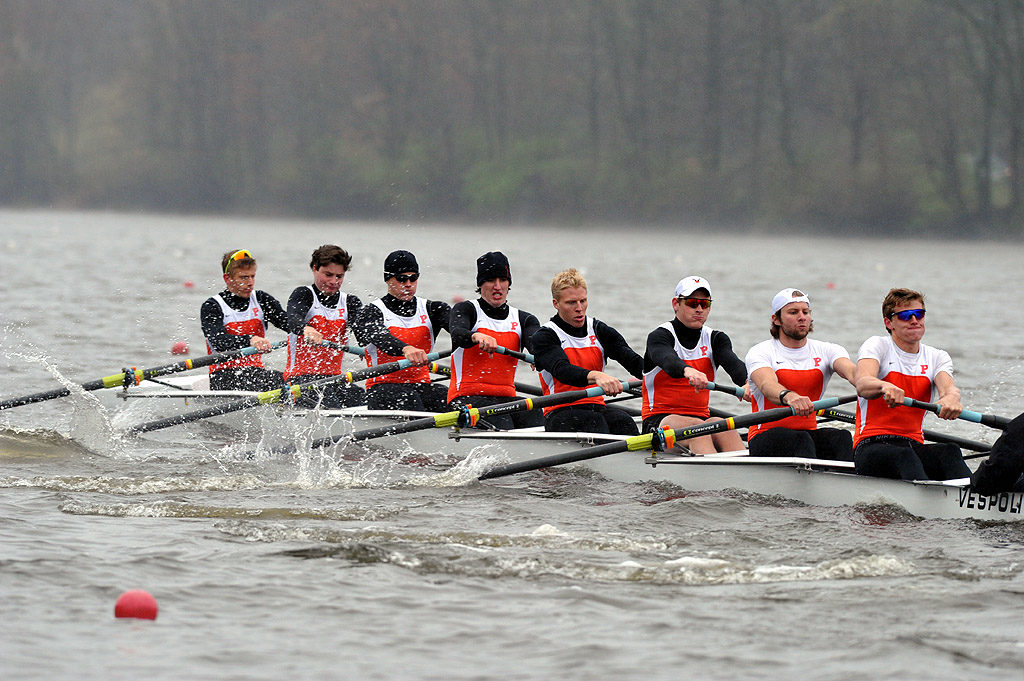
[479,394,857,480]
[901,398,1011,430]
[0,340,288,411]
[309,379,644,450]
[125,349,453,435]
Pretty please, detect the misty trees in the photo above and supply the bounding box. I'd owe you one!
[3,0,1024,233]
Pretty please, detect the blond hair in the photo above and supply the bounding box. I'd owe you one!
[551,268,587,300]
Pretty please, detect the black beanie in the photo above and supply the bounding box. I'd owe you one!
[383,250,419,279]
[476,251,511,286]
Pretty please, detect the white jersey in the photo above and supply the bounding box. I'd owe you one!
[745,337,849,407]
[744,337,850,437]
[854,335,953,446]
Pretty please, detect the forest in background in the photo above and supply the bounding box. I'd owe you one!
[3,0,1024,235]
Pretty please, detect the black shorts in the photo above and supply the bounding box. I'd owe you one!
[854,435,970,481]
[747,427,853,461]
[209,367,284,392]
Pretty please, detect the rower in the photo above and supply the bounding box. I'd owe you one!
[641,276,748,454]
[200,249,289,391]
[745,288,857,460]
[853,287,971,480]
[532,268,643,435]
[447,252,543,430]
[353,250,451,412]
[283,244,365,409]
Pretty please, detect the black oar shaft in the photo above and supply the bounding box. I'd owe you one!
[479,439,629,479]
[0,387,75,410]
[126,396,260,434]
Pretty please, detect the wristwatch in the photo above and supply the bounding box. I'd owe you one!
[778,389,793,405]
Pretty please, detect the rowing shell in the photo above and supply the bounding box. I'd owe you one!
[443,430,1018,523]
[100,377,1019,522]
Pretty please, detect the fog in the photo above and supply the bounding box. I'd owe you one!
[2,1,1022,235]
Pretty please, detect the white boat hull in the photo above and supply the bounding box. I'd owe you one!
[437,430,1021,523]
[105,376,1021,522]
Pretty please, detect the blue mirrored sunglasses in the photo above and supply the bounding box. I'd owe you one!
[892,308,925,321]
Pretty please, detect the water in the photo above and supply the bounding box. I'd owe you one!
[1,210,1023,680]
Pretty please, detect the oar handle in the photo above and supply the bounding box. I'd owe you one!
[901,398,1010,429]
[319,341,367,357]
[493,346,535,364]
[707,382,745,399]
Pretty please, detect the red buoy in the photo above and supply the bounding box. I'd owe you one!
[171,341,190,355]
[114,590,158,620]
[183,280,195,289]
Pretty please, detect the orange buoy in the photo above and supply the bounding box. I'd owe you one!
[171,341,190,355]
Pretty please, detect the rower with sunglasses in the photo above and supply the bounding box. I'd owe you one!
[852,287,971,481]
[744,288,857,460]
[354,250,451,411]
[200,249,290,391]
[640,276,749,454]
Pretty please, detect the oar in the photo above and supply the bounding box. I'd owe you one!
[815,406,992,453]
[479,395,857,480]
[310,379,644,450]
[319,341,367,357]
[492,346,534,363]
[707,382,745,398]
[901,398,1011,430]
[0,340,288,411]
[125,350,453,435]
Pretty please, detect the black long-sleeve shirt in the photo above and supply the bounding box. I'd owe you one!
[532,315,644,387]
[353,294,450,355]
[285,285,363,337]
[449,298,540,351]
[200,289,289,352]
[643,318,747,385]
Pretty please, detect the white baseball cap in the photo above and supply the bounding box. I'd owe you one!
[771,288,810,315]
[674,276,711,298]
